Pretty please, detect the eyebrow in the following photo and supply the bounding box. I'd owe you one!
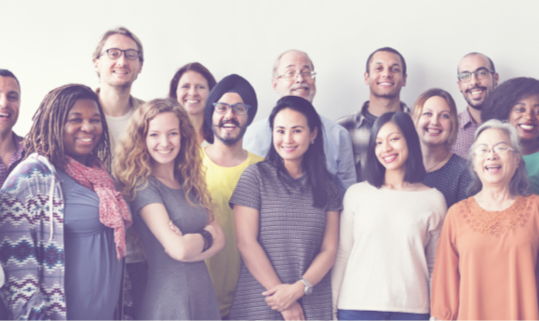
[459,67,489,73]
[67,112,101,117]
[285,64,311,70]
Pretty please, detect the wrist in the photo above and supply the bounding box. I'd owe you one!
[198,229,213,252]
[298,278,313,296]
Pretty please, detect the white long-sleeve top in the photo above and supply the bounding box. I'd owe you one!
[332,182,447,314]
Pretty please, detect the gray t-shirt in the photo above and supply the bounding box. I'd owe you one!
[129,176,220,320]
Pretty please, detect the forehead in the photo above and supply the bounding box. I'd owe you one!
[0,76,21,94]
[278,51,313,72]
[369,51,403,67]
[274,108,308,125]
[476,128,510,145]
[218,92,244,103]
[458,54,490,73]
[377,121,402,137]
[103,34,138,50]
[179,71,208,85]
[424,96,451,111]
[69,98,100,114]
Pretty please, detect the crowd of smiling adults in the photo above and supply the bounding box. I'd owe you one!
[0,26,538,320]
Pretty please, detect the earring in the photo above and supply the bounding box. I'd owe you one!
[310,139,315,144]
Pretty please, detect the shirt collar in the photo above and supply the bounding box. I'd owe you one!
[355,101,409,128]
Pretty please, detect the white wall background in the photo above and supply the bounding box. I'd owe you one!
[2,0,539,136]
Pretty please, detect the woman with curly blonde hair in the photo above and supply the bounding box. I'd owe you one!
[114,98,224,320]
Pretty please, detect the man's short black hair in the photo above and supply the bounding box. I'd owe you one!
[365,47,407,76]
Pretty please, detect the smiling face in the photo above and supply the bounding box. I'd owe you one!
[473,128,519,188]
[272,51,316,103]
[63,99,103,164]
[508,94,539,143]
[364,51,407,99]
[146,112,181,168]
[0,76,20,135]
[416,96,453,147]
[273,108,317,168]
[93,34,143,88]
[212,92,249,146]
[176,71,210,116]
[375,121,409,173]
[457,54,499,110]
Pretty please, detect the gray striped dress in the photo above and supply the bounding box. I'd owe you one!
[228,161,342,320]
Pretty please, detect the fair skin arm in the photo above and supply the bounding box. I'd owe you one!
[235,204,340,320]
[139,203,225,262]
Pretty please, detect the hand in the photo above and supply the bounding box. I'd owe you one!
[169,221,183,236]
[263,282,304,312]
[281,302,305,321]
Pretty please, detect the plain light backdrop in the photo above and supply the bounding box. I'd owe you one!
[2,0,539,136]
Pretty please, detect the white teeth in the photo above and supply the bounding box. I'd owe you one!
[157,150,172,154]
[384,155,396,162]
[80,138,92,142]
[0,113,9,117]
[186,100,199,104]
[520,124,534,130]
[427,128,441,134]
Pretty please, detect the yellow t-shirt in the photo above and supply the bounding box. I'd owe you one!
[202,149,264,318]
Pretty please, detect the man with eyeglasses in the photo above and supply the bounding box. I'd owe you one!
[453,52,499,158]
[243,49,356,197]
[202,74,264,319]
[337,47,409,182]
[92,26,145,318]
[92,26,144,152]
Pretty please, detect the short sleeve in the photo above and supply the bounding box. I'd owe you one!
[229,164,262,211]
[326,180,343,212]
[129,179,164,215]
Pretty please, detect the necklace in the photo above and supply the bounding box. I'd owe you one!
[426,151,450,172]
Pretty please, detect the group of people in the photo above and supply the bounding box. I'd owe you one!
[0,25,538,321]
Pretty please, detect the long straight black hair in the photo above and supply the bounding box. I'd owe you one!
[364,112,426,188]
[267,96,334,208]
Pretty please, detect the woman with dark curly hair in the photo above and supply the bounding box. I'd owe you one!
[482,77,539,194]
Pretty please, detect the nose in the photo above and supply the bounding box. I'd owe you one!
[470,72,480,86]
[486,149,499,160]
[381,140,392,152]
[81,120,94,132]
[295,72,306,83]
[188,86,197,96]
[116,52,127,65]
[224,105,235,119]
[284,130,293,143]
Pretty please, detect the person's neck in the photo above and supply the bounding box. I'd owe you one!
[189,113,205,145]
[284,159,303,179]
[382,168,406,190]
[368,95,402,117]
[205,138,248,167]
[474,185,516,211]
[0,131,15,166]
[99,83,133,117]
[421,142,451,172]
[467,106,482,124]
[151,161,178,187]
[521,139,539,156]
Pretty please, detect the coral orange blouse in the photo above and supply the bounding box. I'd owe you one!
[431,195,539,320]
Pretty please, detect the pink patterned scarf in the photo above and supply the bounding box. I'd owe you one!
[64,156,132,259]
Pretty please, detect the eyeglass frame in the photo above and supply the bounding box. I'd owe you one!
[474,143,514,157]
[457,67,495,82]
[98,48,141,61]
[213,102,251,115]
[275,70,317,81]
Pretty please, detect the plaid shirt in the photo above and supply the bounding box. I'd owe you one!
[0,133,24,188]
[337,101,409,182]
[452,108,479,159]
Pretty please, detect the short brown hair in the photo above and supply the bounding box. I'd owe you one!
[92,27,144,63]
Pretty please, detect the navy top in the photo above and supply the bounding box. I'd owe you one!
[58,170,123,320]
[423,154,471,209]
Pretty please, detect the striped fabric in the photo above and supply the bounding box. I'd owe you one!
[0,154,66,320]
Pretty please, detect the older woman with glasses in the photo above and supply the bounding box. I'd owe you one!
[431,119,539,320]
[481,77,539,194]
[412,88,471,208]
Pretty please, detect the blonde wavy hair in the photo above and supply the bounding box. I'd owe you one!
[113,98,213,221]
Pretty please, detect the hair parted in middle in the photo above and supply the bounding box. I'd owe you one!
[23,83,110,170]
[113,98,214,220]
[411,88,459,149]
[364,112,426,188]
[267,95,334,209]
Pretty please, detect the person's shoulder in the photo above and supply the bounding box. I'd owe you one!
[247,151,265,163]
[131,96,145,109]
[336,111,360,129]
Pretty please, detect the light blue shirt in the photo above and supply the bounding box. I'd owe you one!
[243,115,356,197]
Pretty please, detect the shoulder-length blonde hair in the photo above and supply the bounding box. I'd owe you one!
[113,98,213,220]
[411,88,459,150]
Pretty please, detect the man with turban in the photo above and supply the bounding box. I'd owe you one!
[202,74,264,319]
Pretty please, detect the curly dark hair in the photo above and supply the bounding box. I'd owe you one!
[481,77,539,123]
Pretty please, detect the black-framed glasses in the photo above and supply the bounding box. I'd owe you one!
[276,70,317,81]
[99,48,140,60]
[458,67,494,82]
[213,102,251,115]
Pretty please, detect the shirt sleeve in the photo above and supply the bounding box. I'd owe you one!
[425,192,447,281]
[229,164,262,211]
[129,179,164,215]
[431,206,461,321]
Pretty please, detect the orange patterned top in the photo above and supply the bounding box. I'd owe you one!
[431,194,539,320]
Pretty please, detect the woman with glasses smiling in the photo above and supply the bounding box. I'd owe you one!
[431,120,539,320]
